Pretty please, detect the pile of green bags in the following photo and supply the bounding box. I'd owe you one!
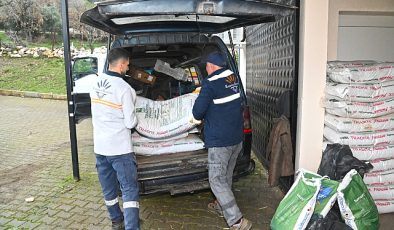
[271,169,379,230]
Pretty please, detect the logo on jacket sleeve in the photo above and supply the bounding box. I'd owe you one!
[225,74,239,93]
[94,79,112,99]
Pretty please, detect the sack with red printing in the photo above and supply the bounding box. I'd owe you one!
[325,81,394,102]
[368,185,394,200]
[323,126,394,146]
[133,134,204,155]
[324,113,394,133]
[135,93,198,139]
[375,200,394,214]
[325,99,394,118]
[364,169,394,186]
[349,144,394,161]
[327,62,394,83]
[370,158,394,172]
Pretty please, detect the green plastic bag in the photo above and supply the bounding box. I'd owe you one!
[304,171,339,218]
[271,170,321,230]
[337,169,379,230]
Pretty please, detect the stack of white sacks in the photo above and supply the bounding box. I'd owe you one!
[324,61,394,214]
[132,93,205,155]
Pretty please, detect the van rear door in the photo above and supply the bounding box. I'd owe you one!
[80,0,295,35]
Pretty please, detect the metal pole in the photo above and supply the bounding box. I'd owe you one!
[61,0,80,181]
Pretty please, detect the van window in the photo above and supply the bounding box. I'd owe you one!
[73,57,98,80]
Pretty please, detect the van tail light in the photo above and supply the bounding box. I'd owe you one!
[243,105,252,134]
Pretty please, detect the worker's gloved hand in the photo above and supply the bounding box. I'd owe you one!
[192,87,201,94]
[189,114,202,125]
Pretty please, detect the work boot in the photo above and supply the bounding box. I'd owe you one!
[230,218,252,230]
[111,220,125,230]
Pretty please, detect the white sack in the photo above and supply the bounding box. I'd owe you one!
[132,132,188,143]
[325,98,394,118]
[323,126,394,146]
[325,113,394,133]
[368,185,394,200]
[364,169,394,186]
[325,81,394,102]
[350,145,394,161]
[327,62,394,83]
[327,61,376,70]
[135,93,198,139]
[133,134,205,156]
[375,200,394,214]
[370,158,394,173]
[154,59,188,81]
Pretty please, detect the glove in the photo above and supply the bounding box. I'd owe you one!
[192,87,201,94]
[189,114,202,125]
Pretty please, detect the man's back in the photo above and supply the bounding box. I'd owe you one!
[193,68,243,148]
[90,71,137,156]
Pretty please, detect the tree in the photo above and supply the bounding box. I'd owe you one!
[42,4,61,50]
[69,0,106,52]
[0,0,43,42]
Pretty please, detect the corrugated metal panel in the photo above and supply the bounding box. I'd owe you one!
[246,12,297,164]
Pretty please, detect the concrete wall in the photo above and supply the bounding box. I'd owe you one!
[328,0,394,61]
[295,0,329,172]
[337,13,394,61]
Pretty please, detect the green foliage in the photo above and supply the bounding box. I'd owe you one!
[42,4,61,34]
[0,31,11,43]
[0,57,66,94]
[73,57,97,80]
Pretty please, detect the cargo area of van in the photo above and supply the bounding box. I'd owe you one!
[79,39,253,195]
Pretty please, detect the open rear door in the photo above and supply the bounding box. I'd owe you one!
[81,0,295,35]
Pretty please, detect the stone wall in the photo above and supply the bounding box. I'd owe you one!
[0,46,107,58]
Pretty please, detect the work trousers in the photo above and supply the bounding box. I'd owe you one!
[208,142,243,226]
[96,153,139,230]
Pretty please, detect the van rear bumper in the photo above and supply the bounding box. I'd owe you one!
[138,157,254,195]
[137,134,253,195]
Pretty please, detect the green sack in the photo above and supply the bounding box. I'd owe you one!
[337,169,379,230]
[271,170,321,230]
[304,171,339,217]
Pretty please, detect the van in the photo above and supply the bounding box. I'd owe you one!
[73,0,295,195]
[72,53,106,94]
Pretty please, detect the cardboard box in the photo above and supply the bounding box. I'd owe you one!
[129,67,156,85]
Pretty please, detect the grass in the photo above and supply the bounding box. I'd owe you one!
[0,31,12,44]
[0,57,66,94]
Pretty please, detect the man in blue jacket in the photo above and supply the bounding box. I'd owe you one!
[192,51,252,230]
